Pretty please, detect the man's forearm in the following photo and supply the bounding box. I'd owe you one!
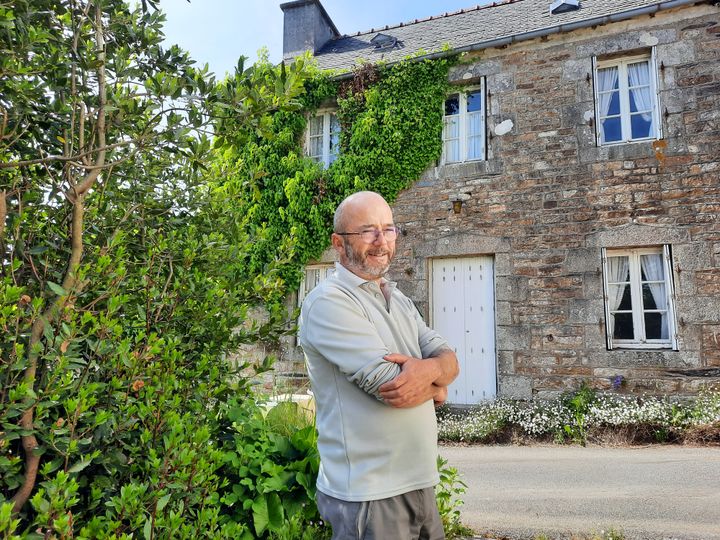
[426,346,459,387]
[378,348,459,408]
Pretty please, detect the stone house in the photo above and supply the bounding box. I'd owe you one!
[279,0,720,403]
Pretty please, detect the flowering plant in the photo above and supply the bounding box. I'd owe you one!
[438,385,720,445]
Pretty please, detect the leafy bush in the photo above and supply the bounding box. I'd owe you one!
[435,456,473,540]
[220,399,325,540]
[0,0,308,536]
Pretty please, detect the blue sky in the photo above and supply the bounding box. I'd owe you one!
[161,0,493,77]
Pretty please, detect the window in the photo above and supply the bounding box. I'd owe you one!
[602,246,677,350]
[594,53,661,145]
[442,83,485,163]
[298,263,335,306]
[306,111,340,167]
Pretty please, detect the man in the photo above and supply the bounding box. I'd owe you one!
[299,191,459,540]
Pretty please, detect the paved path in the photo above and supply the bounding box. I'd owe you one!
[440,444,720,540]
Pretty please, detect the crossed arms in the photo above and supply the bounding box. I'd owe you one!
[379,346,459,408]
[300,286,460,409]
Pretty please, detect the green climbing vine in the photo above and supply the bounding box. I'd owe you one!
[210,53,455,300]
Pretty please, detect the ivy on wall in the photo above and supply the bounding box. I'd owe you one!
[211,54,455,299]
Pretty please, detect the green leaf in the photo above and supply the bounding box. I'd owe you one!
[47,281,67,296]
[260,470,294,493]
[68,458,92,473]
[28,245,48,255]
[156,493,171,511]
[251,492,284,535]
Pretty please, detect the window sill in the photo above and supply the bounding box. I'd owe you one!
[599,136,660,148]
[610,343,676,351]
[433,159,502,177]
[579,139,659,163]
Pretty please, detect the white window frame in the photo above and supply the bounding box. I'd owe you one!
[442,82,486,164]
[593,51,662,146]
[601,245,678,350]
[305,110,340,168]
[297,263,335,307]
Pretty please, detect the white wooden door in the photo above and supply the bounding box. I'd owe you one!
[431,256,496,404]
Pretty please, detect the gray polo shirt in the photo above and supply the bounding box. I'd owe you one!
[299,262,448,501]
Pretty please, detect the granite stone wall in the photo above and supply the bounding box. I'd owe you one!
[388,4,720,398]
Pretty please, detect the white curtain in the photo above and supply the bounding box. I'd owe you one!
[628,61,654,131]
[467,111,483,160]
[641,254,668,339]
[443,116,459,162]
[597,66,619,144]
[308,116,323,160]
[329,113,340,164]
[607,256,629,338]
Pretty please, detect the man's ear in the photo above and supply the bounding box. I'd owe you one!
[331,233,344,253]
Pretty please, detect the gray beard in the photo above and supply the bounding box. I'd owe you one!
[344,242,391,278]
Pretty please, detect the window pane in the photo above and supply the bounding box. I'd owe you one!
[609,283,632,310]
[467,91,482,113]
[445,95,460,116]
[468,137,483,160]
[607,256,630,282]
[443,113,460,162]
[329,114,340,164]
[642,283,666,310]
[640,254,663,279]
[630,113,652,140]
[601,116,622,143]
[606,90,621,116]
[309,116,323,137]
[598,66,619,91]
[644,312,668,339]
[627,61,650,89]
[309,136,322,160]
[467,111,482,137]
[467,137,483,160]
[444,116,459,139]
[444,139,459,163]
[629,86,652,114]
[612,312,634,339]
[467,111,483,160]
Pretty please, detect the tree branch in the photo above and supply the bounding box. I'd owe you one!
[11,0,108,513]
[12,193,87,513]
[0,140,130,170]
[0,190,6,247]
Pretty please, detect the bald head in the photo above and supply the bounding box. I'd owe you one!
[331,191,396,281]
[333,191,390,233]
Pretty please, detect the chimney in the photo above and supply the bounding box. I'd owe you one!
[280,0,340,59]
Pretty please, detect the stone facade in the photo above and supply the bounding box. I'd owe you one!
[278,2,720,399]
[384,4,720,398]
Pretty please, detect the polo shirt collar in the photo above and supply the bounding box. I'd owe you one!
[334,262,397,292]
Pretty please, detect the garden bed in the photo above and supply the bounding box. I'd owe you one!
[437,385,720,447]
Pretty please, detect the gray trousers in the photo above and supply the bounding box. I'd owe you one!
[316,488,445,540]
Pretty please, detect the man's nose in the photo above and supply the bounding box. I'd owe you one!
[372,230,390,245]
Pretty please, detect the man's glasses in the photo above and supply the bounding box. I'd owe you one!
[336,226,400,244]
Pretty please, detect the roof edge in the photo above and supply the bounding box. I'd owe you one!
[326,0,708,79]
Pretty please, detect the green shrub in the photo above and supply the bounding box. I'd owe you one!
[435,456,474,539]
[220,399,325,539]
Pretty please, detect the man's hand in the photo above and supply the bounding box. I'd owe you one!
[433,385,448,407]
[379,353,441,408]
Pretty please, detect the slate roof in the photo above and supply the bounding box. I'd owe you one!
[313,0,704,72]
